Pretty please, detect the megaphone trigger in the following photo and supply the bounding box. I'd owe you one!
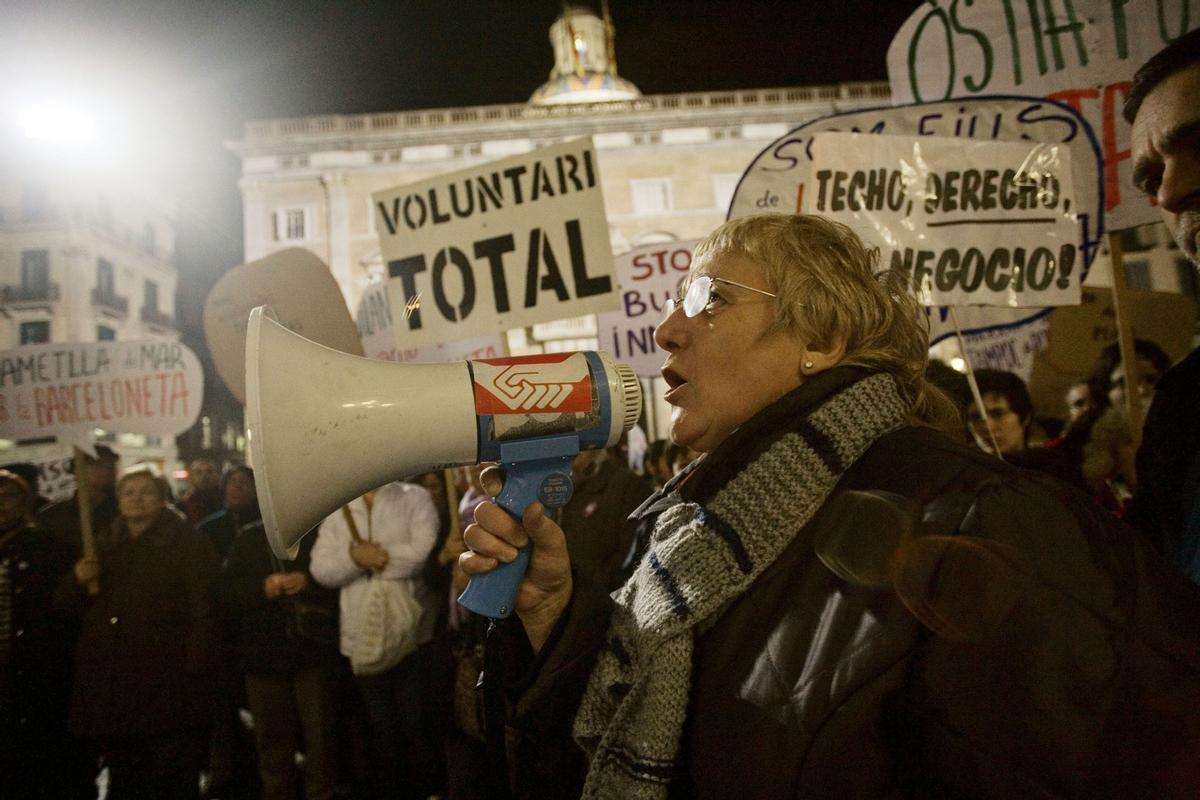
[456,434,580,619]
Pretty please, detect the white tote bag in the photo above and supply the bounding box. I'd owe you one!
[350,575,423,676]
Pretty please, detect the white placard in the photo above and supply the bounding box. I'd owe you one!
[728,97,1103,344]
[373,137,619,349]
[0,340,204,451]
[886,0,1199,231]
[596,239,702,378]
[808,133,1080,308]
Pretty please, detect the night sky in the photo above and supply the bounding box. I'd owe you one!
[1,0,923,346]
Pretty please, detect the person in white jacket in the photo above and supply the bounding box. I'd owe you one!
[310,480,442,800]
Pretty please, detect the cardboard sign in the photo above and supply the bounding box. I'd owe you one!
[204,248,363,403]
[0,340,203,451]
[1029,286,1197,416]
[373,137,619,350]
[728,97,1103,344]
[808,133,1080,308]
[886,0,1199,231]
[596,239,702,378]
[355,280,505,363]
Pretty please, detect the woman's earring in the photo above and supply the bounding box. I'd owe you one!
[804,360,814,370]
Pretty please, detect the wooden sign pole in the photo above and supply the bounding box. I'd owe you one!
[1107,232,1143,448]
[73,447,99,595]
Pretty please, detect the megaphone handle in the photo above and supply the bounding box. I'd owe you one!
[457,445,577,619]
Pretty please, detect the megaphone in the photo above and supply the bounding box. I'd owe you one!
[245,305,642,618]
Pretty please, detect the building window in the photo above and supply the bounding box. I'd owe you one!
[144,280,159,313]
[20,250,50,294]
[97,325,116,341]
[20,321,50,344]
[273,208,309,242]
[97,258,115,296]
[712,173,741,213]
[1123,259,1151,290]
[631,179,672,215]
[22,181,48,221]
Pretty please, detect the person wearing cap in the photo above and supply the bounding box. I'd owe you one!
[0,469,81,798]
[1124,28,1200,583]
[37,444,121,564]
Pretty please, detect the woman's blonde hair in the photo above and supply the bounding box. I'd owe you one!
[692,213,957,426]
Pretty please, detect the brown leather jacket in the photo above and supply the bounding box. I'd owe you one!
[496,378,1200,799]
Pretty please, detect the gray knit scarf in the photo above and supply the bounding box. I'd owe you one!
[573,371,911,799]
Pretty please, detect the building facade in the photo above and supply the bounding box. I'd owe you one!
[0,145,181,484]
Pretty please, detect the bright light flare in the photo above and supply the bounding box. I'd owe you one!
[16,100,100,147]
[949,357,966,372]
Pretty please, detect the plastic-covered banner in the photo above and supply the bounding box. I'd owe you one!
[807,133,1080,308]
[0,340,203,451]
[886,0,1198,231]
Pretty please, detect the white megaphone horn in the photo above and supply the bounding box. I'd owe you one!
[245,306,642,618]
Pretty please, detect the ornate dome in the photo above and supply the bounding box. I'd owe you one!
[530,5,642,106]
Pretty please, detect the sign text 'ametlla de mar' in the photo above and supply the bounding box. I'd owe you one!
[373,137,618,350]
[0,339,204,450]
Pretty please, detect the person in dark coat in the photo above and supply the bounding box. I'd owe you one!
[201,464,265,798]
[222,516,341,800]
[199,464,262,564]
[37,445,120,563]
[0,470,81,799]
[181,457,223,525]
[59,466,220,800]
[1123,28,1200,583]
[558,447,653,592]
[461,214,1200,799]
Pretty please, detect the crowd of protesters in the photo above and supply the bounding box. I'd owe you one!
[2,29,1200,800]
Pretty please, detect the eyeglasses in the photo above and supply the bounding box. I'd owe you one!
[667,275,778,318]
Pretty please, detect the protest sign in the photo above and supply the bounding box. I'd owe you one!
[886,0,1198,231]
[373,137,619,350]
[204,248,364,403]
[941,316,1051,384]
[596,239,701,378]
[728,96,1102,343]
[807,132,1080,308]
[355,280,505,362]
[0,340,203,451]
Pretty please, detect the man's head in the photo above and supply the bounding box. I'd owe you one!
[1126,28,1200,267]
[221,466,257,512]
[83,445,120,498]
[1065,381,1093,423]
[1088,338,1171,409]
[966,369,1034,456]
[188,458,220,493]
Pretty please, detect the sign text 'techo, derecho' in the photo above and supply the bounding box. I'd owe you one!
[0,340,204,450]
[372,137,619,350]
[807,132,1081,309]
